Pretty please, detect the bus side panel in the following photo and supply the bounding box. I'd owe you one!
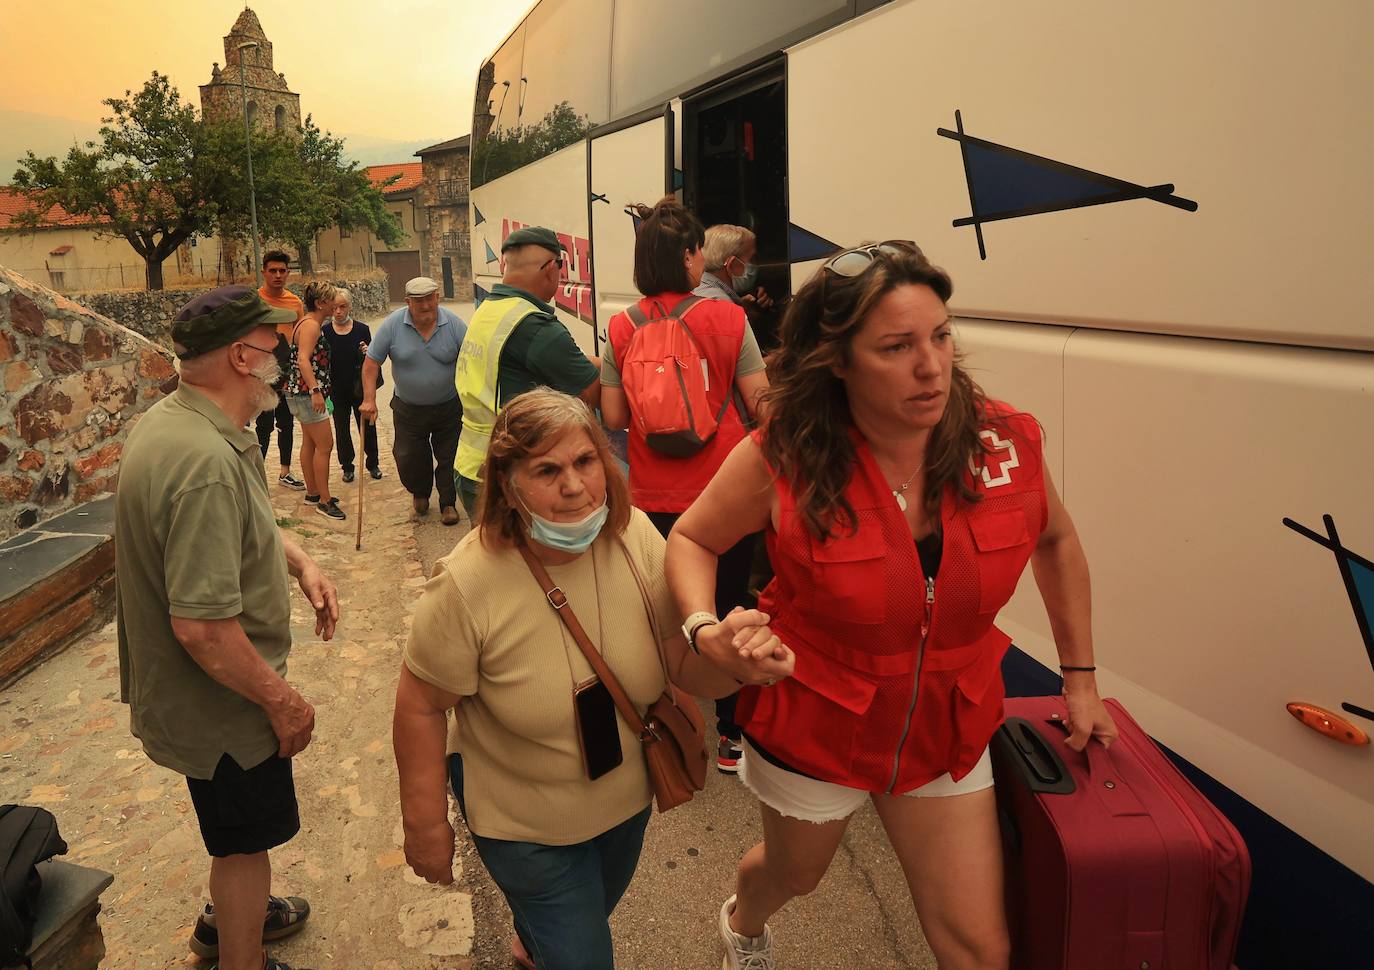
[468,142,596,355]
[589,112,671,336]
[786,0,1374,351]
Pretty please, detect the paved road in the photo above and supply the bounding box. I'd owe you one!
[2,299,939,967]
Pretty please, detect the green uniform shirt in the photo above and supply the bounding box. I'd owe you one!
[489,283,599,405]
[116,384,291,779]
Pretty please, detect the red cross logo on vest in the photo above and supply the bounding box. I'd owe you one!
[971,429,1020,488]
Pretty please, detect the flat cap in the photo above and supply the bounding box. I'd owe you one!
[171,286,296,360]
[405,277,440,297]
[501,226,561,254]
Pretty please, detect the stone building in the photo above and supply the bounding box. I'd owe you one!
[415,137,473,301]
[198,8,301,137]
[313,163,425,301]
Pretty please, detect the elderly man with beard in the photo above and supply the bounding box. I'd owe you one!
[116,286,339,970]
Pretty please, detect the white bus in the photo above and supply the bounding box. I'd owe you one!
[467,2,1374,964]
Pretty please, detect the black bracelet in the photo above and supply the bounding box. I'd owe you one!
[1060,664,1097,672]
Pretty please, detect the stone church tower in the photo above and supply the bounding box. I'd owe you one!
[198,8,301,137]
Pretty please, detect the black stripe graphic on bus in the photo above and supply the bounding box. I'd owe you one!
[937,109,1198,260]
[1283,514,1374,721]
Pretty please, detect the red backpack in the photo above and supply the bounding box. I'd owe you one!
[619,295,732,457]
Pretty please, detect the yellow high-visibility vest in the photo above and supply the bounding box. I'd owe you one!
[455,295,543,481]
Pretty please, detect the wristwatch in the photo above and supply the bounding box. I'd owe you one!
[681,611,719,655]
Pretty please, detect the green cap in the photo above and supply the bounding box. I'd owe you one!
[171,285,297,359]
[500,226,562,255]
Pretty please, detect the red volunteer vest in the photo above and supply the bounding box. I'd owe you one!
[607,293,748,512]
[739,403,1047,793]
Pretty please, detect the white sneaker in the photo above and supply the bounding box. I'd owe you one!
[719,895,775,970]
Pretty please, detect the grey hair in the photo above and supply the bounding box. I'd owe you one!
[703,224,754,272]
[334,287,351,306]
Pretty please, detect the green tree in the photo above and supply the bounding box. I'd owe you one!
[236,116,404,275]
[471,100,592,188]
[11,72,235,290]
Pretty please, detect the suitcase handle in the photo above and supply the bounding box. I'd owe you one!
[1045,714,1148,816]
[998,717,1076,795]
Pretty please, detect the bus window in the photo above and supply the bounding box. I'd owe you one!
[471,0,612,189]
[609,0,848,117]
[472,21,526,188]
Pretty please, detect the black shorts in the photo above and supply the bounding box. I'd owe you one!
[186,753,300,857]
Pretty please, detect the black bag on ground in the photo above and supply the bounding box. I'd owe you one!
[0,805,68,967]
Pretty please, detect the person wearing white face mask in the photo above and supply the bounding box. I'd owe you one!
[392,388,794,970]
[695,223,775,323]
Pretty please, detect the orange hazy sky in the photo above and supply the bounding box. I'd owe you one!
[0,1,529,139]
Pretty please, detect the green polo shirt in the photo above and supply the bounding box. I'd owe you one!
[116,384,291,780]
[490,283,599,406]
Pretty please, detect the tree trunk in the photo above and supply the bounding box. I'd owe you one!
[144,255,165,291]
[297,241,314,276]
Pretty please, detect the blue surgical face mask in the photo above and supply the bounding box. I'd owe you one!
[523,496,610,554]
[730,260,759,294]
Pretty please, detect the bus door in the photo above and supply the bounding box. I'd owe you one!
[587,103,675,351]
[682,58,788,349]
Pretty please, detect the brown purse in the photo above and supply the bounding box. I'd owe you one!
[517,539,708,812]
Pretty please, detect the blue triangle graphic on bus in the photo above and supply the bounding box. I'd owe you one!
[473,205,486,227]
[1351,558,1374,630]
[484,239,498,263]
[474,283,491,308]
[789,224,843,262]
[960,142,1136,219]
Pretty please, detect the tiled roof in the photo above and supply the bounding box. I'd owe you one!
[0,187,108,230]
[415,135,470,156]
[365,162,423,196]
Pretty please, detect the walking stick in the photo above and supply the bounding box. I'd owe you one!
[355,411,366,551]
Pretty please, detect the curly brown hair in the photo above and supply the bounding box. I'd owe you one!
[476,388,632,549]
[761,242,999,540]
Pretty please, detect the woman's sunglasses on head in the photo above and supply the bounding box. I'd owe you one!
[823,240,922,277]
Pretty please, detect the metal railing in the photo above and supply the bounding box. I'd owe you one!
[433,179,468,206]
[440,231,471,257]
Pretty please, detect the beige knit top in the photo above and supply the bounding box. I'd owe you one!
[403,508,681,844]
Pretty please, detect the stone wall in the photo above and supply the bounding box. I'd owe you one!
[0,267,179,541]
[418,145,474,301]
[69,276,391,346]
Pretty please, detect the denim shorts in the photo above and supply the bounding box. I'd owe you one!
[286,393,329,425]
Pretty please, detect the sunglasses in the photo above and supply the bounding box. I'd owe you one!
[823,240,921,277]
[539,255,566,271]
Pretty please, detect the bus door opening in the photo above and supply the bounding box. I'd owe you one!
[683,61,788,350]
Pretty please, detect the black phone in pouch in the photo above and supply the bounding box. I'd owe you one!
[573,677,623,780]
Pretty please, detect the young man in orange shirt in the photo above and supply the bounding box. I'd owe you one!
[255,250,306,489]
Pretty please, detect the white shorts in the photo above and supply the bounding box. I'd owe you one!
[739,739,995,824]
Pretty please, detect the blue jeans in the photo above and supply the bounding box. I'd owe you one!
[448,754,650,970]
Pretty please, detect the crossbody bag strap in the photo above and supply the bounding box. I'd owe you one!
[614,535,672,680]
[516,541,652,739]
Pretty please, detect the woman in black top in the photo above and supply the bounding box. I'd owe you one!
[323,289,382,482]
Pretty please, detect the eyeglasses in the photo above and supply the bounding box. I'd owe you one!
[539,255,566,271]
[823,240,922,278]
[237,340,278,355]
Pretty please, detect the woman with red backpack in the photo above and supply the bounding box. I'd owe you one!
[599,197,770,772]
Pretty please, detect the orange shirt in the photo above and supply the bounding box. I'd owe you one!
[258,286,304,339]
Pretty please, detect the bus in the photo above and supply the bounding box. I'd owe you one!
[466,2,1374,964]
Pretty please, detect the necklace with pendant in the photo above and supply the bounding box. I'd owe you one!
[892,461,924,512]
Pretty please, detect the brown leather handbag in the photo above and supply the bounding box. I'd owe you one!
[517,539,708,812]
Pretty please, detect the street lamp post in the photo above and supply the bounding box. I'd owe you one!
[236,40,263,287]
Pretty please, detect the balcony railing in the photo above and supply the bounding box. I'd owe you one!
[441,231,471,256]
[434,179,468,207]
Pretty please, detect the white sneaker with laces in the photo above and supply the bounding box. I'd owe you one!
[719,895,775,970]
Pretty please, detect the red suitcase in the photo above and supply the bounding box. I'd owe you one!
[992,696,1251,970]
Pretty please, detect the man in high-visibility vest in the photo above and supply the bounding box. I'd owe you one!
[455,226,600,515]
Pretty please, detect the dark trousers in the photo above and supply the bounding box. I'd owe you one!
[647,510,759,740]
[330,393,380,473]
[390,396,460,508]
[255,393,293,467]
[449,754,649,970]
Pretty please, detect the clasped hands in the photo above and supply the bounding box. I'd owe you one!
[695,606,795,686]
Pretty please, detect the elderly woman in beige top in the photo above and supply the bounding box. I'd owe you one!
[393,388,793,970]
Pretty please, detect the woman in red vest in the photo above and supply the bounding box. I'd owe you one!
[600,197,770,773]
[667,241,1118,970]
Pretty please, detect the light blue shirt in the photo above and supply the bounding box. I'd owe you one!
[366,306,467,406]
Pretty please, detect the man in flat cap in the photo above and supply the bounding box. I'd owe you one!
[360,277,468,525]
[116,286,339,970]
[454,226,600,515]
